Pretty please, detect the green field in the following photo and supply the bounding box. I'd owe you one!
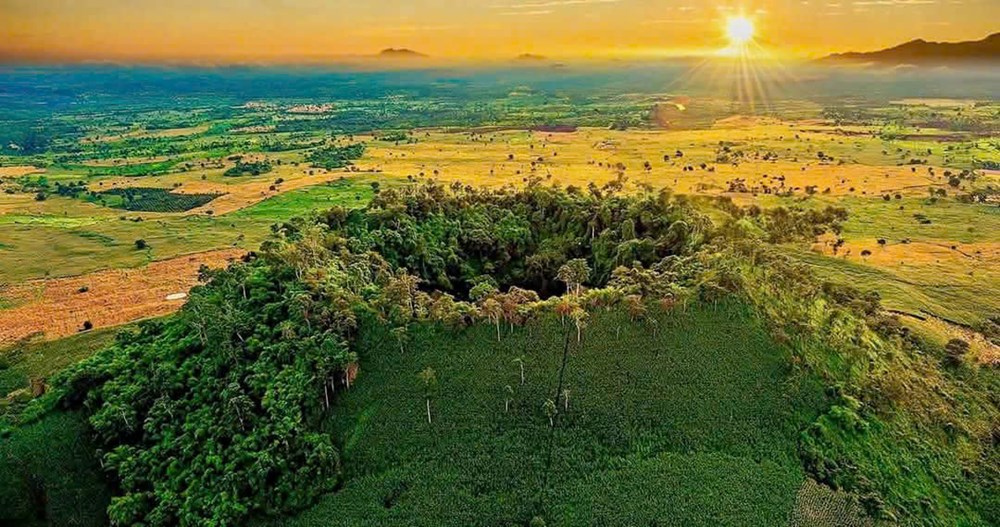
[0,178,380,282]
[268,302,832,526]
[0,411,111,527]
[0,328,121,397]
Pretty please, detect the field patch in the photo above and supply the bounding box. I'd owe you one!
[356,127,952,199]
[80,124,210,144]
[0,166,45,177]
[0,248,244,345]
[97,187,222,212]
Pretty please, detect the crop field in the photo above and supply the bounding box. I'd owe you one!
[0,411,111,527]
[262,302,840,527]
[95,187,222,212]
[0,248,243,345]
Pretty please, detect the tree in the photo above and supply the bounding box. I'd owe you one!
[943,339,969,367]
[134,239,148,250]
[480,298,503,341]
[543,398,557,427]
[428,293,466,329]
[625,294,647,322]
[571,306,588,343]
[554,297,575,325]
[513,357,525,385]
[418,367,438,424]
[557,258,591,296]
[469,281,498,302]
[391,326,409,353]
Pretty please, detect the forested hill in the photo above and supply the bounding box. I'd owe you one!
[2,183,996,526]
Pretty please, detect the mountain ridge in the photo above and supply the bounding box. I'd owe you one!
[823,32,999,65]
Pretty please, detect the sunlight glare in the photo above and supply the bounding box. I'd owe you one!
[726,16,755,46]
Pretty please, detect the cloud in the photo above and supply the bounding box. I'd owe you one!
[493,0,621,9]
[350,24,459,36]
[851,0,936,5]
[498,9,554,16]
[640,18,707,25]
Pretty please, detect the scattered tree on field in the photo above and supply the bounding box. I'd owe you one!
[418,367,438,424]
[571,306,588,343]
[513,357,525,385]
[543,398,557,427]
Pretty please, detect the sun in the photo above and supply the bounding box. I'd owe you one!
[725,16,755,46]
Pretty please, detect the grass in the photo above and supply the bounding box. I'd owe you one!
[0,327,121,397]
[264,301,832,526]
[838,197,1000,245]
[52,158,180,177]
[229,177,377,221]
[0,178,380,282]
[789,247,999,327]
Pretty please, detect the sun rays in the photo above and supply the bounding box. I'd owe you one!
[663,11,800,115]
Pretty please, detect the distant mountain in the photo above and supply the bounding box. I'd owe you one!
[515,53,547,61]
[824,33,999,65]
[378,48,427,59]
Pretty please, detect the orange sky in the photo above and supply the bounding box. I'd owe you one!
[1,0,997,62]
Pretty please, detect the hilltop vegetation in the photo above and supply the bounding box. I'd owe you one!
[2,183,995,526]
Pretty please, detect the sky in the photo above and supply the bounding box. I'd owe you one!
[1,0,997,63]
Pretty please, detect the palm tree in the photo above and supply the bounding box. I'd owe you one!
[571,307,588,343]
[418,367,437,424]
[513,357,525,385]
[481,298,503,341]
[543,399,557,427]
[554,297,575,326]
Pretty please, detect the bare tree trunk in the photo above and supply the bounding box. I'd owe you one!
[426,399,432,424]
